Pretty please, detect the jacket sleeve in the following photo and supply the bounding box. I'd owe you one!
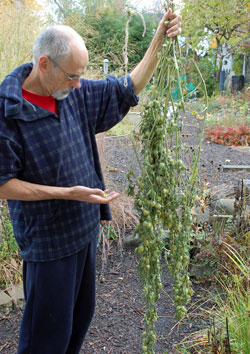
[0,116,23,186]
[82,74,139,134]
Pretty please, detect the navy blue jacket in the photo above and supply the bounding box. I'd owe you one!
[0,63,138,261]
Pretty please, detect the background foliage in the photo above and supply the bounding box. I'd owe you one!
[0,2,43,82]
[49,0,157,73]
[182,0,250,52]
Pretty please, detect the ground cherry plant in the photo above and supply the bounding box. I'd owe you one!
[126,15,208,354]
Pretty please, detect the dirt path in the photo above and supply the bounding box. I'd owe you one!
[0,244,211,354]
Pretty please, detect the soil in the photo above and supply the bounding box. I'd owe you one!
[0,112,249,354]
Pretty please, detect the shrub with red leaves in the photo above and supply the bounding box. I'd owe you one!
[205,126,250,146]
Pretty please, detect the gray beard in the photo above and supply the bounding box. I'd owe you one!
[52,87,75,100]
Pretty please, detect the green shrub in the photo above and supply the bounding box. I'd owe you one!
[233,53,244,76]
[186,56,218,97]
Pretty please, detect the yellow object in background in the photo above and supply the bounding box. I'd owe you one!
[210,37,217,49]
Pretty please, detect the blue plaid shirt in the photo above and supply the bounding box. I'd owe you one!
[0,63,138,261]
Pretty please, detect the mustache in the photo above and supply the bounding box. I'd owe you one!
[59,87,75,95]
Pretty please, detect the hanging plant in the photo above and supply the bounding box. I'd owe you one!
[126,6,208,354]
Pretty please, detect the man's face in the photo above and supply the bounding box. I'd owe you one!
[48,44,89,100]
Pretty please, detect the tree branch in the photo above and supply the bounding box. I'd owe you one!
[52,0,66,17]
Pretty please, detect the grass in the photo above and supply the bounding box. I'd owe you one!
[176,238,250,354]
[0,5,42,82]
[187,88,250,130]
[214,244,250,354]
[108,112,141,136]
[0,201,22,290]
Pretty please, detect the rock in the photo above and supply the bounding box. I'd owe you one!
[214,198,250,216]
[190,263,214,280]
[208,184,236,207]
[123,234,140,248]
[123,230,170,248]
[0,291,12,315]
[214,199,235,215]
[7,285,24,308]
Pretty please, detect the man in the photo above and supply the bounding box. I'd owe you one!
[0,8,181,354]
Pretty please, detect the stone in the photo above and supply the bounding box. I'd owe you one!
[123,230,170,249]
[208,184,236,207]
[214,199,235,215]
[0,291,12,315]
[214,198,250,216]
[190,263,214,280]
[123,234,140,248]
[7,285,24,308]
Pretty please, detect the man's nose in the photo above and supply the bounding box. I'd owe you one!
[70,78,81,89]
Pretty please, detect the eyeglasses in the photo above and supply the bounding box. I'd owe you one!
[48,56,81,82]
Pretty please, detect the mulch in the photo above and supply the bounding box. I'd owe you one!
[0,247,211,354]
[0,112,249,354]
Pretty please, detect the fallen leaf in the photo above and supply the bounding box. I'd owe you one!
[108,167,119,172]
[191,208,198,216]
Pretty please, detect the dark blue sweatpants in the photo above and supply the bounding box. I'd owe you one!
[17,236,97,354]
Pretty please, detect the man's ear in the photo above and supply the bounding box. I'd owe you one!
[38,56,50,74]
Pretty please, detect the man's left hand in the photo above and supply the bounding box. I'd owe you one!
[156,8,182,39]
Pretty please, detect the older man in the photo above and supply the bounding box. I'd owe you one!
[0,8,181,354]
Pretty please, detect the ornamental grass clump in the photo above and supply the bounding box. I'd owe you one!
[212,243,250,354]
[180,243,250,353]
[126,11,207,354]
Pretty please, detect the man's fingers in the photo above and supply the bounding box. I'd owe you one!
[163,7,172,17]
[89,191,120,204]
[103,192,120,202]
[166,13,182,37]
[90,188,109,197]
[72,186,119,203]
[167,24,182,37]
[160,9,181,38]
[168,15,182,28]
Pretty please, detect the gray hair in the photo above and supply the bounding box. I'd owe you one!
[33,25,86,66]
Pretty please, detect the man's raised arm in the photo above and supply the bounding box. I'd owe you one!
[130,8,182,95]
